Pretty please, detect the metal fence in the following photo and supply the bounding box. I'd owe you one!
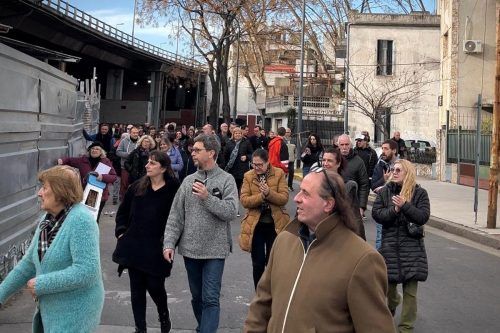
[447,130,491,165]
[446,111,492,165]
[0,42,84,280]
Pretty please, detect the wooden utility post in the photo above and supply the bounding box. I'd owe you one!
[487,5,500,229]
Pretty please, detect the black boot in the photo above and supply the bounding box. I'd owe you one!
[133,328,147,333]
[159,309,171,333]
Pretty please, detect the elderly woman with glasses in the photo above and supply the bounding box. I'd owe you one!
[372,159,430,332]
[239,149,290,288]
[58,141,117,222]
[0,165,104,332]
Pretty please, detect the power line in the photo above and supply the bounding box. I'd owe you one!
[347,61,440,67]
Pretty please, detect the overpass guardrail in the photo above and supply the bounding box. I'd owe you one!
[32,0,205,71]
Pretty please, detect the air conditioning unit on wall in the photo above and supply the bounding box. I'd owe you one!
[463,40,483,53]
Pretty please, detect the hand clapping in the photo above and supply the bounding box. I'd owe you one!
[260,183,270,197]
[392,195,406,212]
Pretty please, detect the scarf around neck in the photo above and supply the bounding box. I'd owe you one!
[38,205,73,261]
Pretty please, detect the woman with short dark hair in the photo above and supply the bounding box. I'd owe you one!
[240,149,290,288]
[113,150,179,333]
[0,165,104,332]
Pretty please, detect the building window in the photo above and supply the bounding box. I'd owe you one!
[376,40,393,76]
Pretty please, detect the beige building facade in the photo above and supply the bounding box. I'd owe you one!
[347,12,441,143]
[436,0,496,184]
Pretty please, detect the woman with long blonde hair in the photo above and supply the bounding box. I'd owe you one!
[372,159,430,333]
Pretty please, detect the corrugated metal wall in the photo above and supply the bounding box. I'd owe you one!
[0,42,83,279]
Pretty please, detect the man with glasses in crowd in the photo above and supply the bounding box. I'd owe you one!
[163,134,238,333]
[244,169,395,333]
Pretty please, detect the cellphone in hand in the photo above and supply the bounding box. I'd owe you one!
[192,179,206,193]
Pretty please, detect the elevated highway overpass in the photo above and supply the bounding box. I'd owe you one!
[0,0,207,126]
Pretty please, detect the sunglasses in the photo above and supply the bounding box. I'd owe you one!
[311,166,336,199]
[393,167,402,174]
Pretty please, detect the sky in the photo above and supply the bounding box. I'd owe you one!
[66,0,181,53]
[66,0,437,57]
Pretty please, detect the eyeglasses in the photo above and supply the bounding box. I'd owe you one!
[393,167,402,174]
[251,162,265,168]
[311,166,336,199]
[192,148,207,154]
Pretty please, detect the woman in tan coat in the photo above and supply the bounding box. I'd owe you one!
[240,149,290,288]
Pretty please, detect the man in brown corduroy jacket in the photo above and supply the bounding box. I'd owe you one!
[244,170,396,333]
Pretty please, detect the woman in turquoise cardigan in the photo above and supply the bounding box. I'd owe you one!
[0,165,104,333]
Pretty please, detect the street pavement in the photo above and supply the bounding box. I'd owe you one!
[1,179,500,332]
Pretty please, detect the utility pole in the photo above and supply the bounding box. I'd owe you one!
[233,28,240,122]
[344,22,351,134]
[297,0,306,158]
[487,5,500,229]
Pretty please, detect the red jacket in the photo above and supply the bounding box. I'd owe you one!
[61,156,117,202]
[268,137,289,174]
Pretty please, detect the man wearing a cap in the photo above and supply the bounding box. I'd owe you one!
[353,132,377,182]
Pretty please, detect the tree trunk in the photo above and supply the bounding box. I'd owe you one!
[220,42,232,124]
[208,68,220,128]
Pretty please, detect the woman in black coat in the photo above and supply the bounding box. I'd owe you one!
[124,135,155,184]
[300,133,323,177]
[223,127,253,195]
[372,159,430,333]
[113,150,180,333]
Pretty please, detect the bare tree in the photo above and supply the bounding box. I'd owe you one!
[235,0,428,104]
[348,64,438,138]
[139,0,245,126]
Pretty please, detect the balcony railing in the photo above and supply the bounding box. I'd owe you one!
[34,0,205,71]
[265,95,344,118]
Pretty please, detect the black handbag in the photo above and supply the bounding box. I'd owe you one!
[406,221,425,239]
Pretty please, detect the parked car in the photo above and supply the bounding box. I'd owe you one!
[405,139,436,154]
[374,138,436,164]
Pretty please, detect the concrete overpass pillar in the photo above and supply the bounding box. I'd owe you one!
[105,69,124,100]
[149,71,164,127]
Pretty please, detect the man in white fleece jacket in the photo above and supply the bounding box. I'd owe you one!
[163,133,238,333]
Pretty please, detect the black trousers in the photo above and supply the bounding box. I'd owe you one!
[251,222,277,289]
[287,162,295,188]
[235,178,243,197]
[96,200,106,223]
[128,267,169,330]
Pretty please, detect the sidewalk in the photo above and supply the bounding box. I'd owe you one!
[294,169,500,249]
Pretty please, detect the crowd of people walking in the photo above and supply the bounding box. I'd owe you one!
[0,120,429,333]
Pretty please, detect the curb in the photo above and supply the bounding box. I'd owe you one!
[367,194,500,250]
[426,217,500,250]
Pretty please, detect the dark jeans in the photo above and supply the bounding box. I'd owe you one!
[128,267,169,330]
[184,257,225,333]
[251,222,277,289]
[287,161,295,188]
[235,178,243,197]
